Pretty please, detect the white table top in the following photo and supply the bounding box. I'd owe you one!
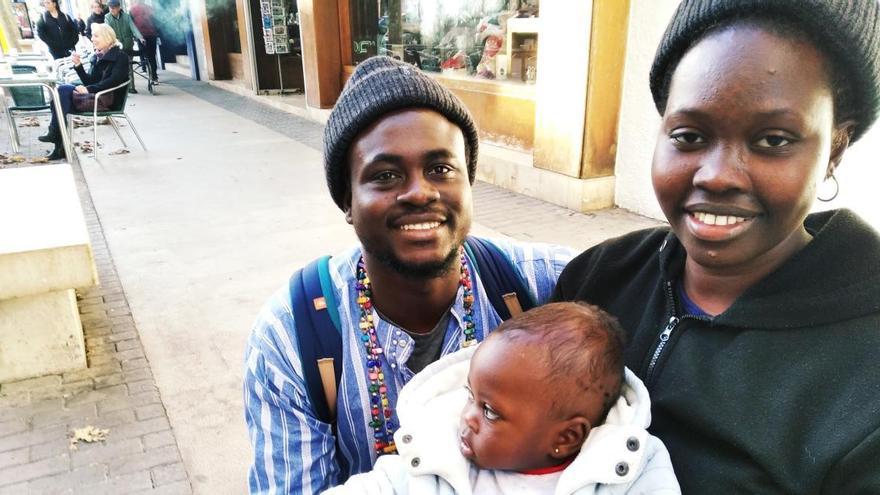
[0,164,91,255]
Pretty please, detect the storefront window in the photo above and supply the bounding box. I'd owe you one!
[349,0,539,84]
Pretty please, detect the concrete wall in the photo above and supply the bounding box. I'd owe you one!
[188,0,209,80]
[615,0,880,230]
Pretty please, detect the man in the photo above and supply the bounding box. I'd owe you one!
[243,56,573,494]
[129,0,159,83]
[104,0,143,93]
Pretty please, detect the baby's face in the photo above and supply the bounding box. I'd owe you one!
[459,337,602,471]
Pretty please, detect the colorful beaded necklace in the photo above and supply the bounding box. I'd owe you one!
[355,249,476,456]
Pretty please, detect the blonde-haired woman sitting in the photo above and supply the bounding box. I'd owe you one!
[39,23,129,160]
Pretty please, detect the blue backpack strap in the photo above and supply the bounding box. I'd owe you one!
[289,256,342,425]
[289,256,351,479]
[464,236,536,320]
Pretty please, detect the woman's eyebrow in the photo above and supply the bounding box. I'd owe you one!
[422,149,457,162]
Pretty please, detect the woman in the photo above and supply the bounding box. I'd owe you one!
[40,23,129,160]
[84,0,107,39]
[36,0,79,59]
[553,0,880,493]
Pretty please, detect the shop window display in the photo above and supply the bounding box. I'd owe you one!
[349,0,539,84]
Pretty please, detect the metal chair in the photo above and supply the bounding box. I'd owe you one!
[3,65,51,153]
[65,79,146,160]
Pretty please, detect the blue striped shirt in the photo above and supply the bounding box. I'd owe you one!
[243,237,573,494]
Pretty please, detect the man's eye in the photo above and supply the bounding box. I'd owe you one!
[670,131,705,145]
[373,171,398,182]
[483,405,500,421]
[754,135,793,148]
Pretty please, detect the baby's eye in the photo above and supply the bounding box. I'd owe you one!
[483,405,500,421]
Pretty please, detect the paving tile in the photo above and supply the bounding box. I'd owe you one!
[150,462,187,486]
[80,470,154,494]
[108,445,180,476]
[25,464,107,492]
[0,453,69,486]
[142,431,176,451]
[0,447,28,470]
[0,418,28,438]
[70,437,143,468]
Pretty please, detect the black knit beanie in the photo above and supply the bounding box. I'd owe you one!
[650,0,880,142]
[323,56,479,210]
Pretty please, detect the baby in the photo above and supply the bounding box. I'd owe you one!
[328,302,680,494]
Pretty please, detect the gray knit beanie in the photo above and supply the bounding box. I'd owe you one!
[650,0,880,142]
[323,56,479,210]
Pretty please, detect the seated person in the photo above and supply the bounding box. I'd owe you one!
[328,302,680,494]
[40,22,128,160]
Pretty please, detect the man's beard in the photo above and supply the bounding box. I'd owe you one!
[365,242,461,279]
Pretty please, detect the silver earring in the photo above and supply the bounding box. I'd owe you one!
[817,174,839,202]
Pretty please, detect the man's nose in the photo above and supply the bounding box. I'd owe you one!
[396,175,439,205]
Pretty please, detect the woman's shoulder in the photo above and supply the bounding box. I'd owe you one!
[568,226,671,275]
[554,226,671,302]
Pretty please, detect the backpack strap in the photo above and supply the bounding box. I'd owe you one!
[289,256,352,478]
[289,256,342,425]
[464,236,536,320]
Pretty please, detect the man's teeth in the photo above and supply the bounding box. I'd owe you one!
[400,222,441,231]
[694,212,748,226]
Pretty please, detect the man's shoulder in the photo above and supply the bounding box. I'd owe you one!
[471,235,575,263]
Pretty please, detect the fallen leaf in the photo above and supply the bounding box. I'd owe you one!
[29,157,49,163]
[18,117,41,127]
[72,117,111,128]
[69,425,109,450]
[109,148,130,155]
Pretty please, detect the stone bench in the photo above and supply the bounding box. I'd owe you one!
[0,164,98,383]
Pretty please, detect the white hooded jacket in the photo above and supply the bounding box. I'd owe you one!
[326,345,680,495]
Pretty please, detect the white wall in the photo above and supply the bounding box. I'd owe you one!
[188,0,209,80]
[615,0,880,231]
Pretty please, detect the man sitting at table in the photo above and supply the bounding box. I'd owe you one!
[39,23,128,161]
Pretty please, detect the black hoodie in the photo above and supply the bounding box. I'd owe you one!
[554,209,880,494]
[36,10,79,59]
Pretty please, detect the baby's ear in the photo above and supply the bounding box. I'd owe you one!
[551,417,590,460]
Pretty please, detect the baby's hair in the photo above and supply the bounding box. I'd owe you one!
[489,302,626,424]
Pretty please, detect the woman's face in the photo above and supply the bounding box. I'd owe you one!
[652,25,844,273]
[92,2,103,14]
[92,33,109,52]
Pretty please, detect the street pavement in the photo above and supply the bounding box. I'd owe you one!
[0,72,659,494]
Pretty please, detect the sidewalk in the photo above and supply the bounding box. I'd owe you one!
[0,72,660,494]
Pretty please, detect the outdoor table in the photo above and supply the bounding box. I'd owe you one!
[0,67,74,161]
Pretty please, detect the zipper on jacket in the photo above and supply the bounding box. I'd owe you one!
[646,315,679,382]
[645,280,713,385]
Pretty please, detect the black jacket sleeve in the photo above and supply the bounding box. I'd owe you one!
[63,14,80,50]
[36,17,49,46]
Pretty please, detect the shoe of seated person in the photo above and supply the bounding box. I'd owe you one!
[38,127,59,143]
[129,88,138,94]
[47,146,66,161]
